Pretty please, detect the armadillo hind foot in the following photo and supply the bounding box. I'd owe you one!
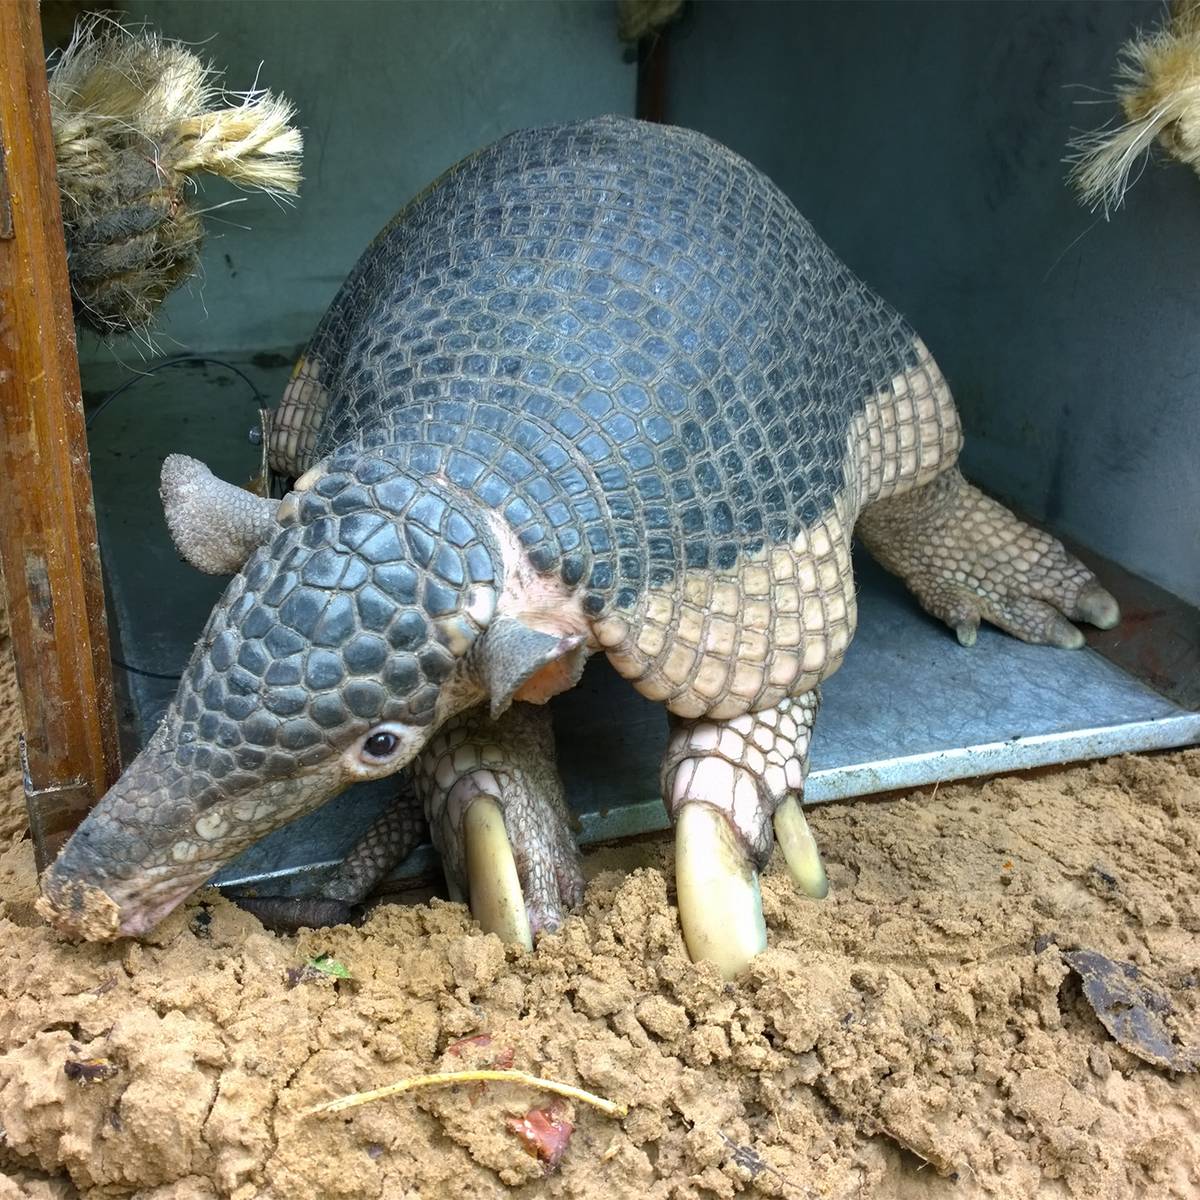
[857,467,1121,647]
[663,692,825,979]
[414,702,584,944]
[229,781,427,934]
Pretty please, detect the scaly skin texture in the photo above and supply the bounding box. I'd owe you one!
[161,454,280,575]
[857,467,1121,647]
[662,693,819,869]
[234,778,426,932]
[42,116,1120,963]
[412,702,583,936]
[237,703,581,935]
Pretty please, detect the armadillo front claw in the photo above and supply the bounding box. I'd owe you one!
[1072,580,1121,631]
[234,896,355,932]
[417,703,584,949]
[772,794,829,899]
[675,803,767,980]
[463,795,535,950]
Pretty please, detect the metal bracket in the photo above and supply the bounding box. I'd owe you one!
[245,406,291,499]
[22,735,94,873]
[0,134,12,240]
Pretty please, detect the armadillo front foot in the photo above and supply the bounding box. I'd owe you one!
[417,703,584,947]
[664,694,826,979]
[230,783,427,933]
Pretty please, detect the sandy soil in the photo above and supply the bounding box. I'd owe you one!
[0,608,28,844]
[1,596,1198,1199]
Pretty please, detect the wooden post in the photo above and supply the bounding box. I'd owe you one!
[635,27,670,124]
[0,0,121,870]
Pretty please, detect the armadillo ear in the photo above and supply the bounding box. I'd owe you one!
[161,454,280,575]
[474,616,587,719]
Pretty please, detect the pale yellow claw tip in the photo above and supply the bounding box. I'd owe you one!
[1049,618,1086,651]
[955,622,978,648]
[773,795,829,900]
[463,796,533,951]
[1076,583,1121,631]
[675,803,767,980]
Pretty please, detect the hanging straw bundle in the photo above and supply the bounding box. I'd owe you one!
[48,16,303,335]
[1069,0,1200,213]
[616,0,683,44]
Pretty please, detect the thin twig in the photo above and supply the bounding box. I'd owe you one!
[302,1069,629,1119]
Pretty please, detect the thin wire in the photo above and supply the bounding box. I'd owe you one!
[88,354,264,680]
[85,353,263,429]
[111,656,189,681]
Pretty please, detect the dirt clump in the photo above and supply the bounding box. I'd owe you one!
[0,597,1198,1197]
[0,749,1196,1199]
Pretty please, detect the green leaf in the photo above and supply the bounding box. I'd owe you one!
[307,953,351,979]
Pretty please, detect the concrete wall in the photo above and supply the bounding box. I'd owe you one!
[666,0,1200,605]
[79,0,634,361]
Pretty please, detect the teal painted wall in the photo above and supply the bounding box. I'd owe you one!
[78,0,635,362]
[666,0,1200,605]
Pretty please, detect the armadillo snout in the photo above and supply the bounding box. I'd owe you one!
[36,738,347,941]
[38,857,209,942]
[36,762,215,941]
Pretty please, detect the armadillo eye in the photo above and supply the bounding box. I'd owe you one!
[362,731,399,760]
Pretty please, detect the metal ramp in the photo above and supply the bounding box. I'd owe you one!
[85,357,1200,898]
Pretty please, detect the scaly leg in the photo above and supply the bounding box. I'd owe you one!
[413,702,584,948]
[663,692,826,979]
[857,467,1120,647]
[234,779,425,931]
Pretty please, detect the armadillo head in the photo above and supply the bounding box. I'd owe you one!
[38,447,584,940]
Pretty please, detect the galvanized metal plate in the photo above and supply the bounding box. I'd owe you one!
[85,359,1200,897]
[207,553,1200,895]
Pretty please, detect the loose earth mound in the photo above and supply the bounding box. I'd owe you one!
[0,600,1197,1199]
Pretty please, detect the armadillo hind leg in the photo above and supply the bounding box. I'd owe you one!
[663,692,825,980]
[857,466,1120,648]
[234,780,427,932]
[266,353,333,480]
[413,702,584,948]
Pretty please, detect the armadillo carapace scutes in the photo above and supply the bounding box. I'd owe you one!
[40,117,1120,977]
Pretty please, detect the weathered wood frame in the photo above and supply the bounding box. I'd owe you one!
[0,0,121,870]
[0,0,662,883]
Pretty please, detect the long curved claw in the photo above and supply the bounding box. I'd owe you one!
[675,803,766,980]
[419,704,582,948]
[772,795,829,899]
[464,796,534,951]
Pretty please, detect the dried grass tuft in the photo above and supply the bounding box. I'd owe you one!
[48,15,302,334]
[1069,0,1200,213]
